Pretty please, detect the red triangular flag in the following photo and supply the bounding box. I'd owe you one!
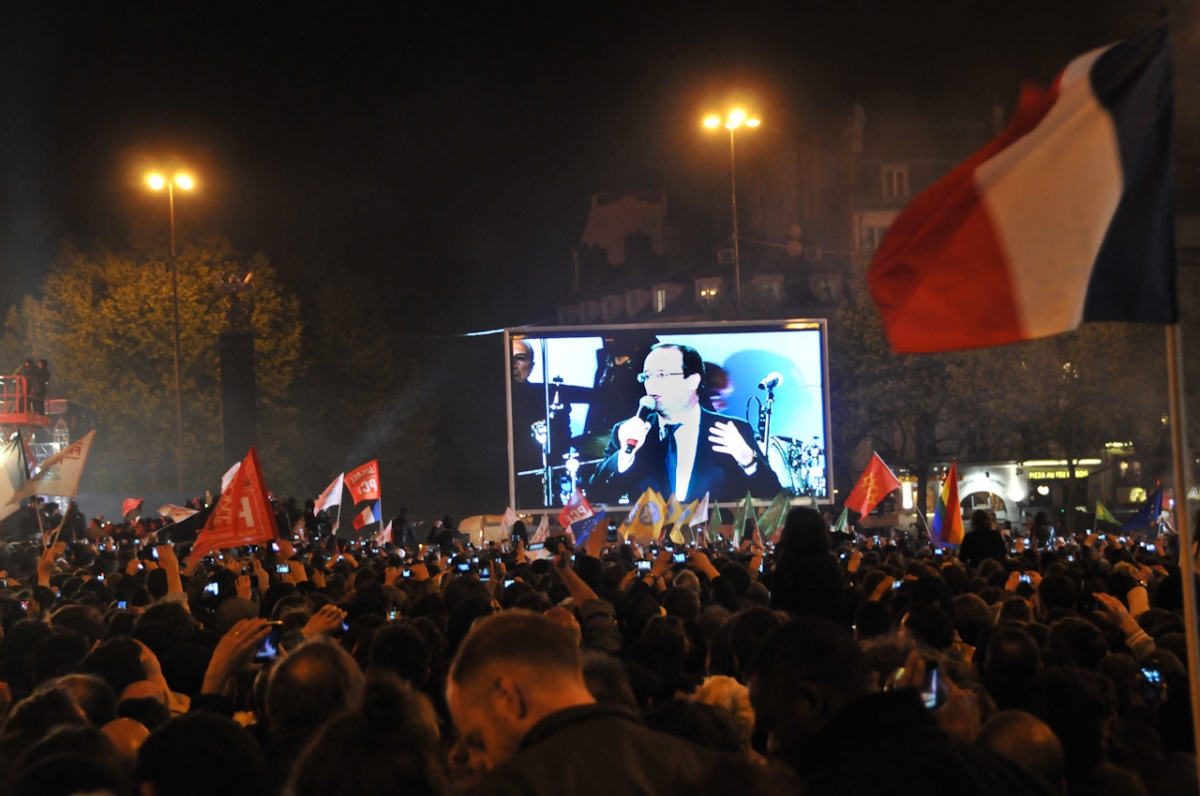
[191,447,277,559]
[844,452,901,516]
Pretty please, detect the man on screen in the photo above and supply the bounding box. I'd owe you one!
[588,342,780,504]
[511,337,577,508]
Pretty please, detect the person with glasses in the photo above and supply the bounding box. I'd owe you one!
[588,342,780,504]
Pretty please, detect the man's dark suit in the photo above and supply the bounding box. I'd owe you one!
[587,407,781,504]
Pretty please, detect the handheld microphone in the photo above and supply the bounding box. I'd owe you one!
[758,372,783,390]
[624,396,657,453]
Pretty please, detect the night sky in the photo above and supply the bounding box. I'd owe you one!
[1,0,1181,332]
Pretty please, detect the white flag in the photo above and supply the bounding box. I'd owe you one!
[10,430,96,504]
[157,504,199,524]
[316,473,344,513]
[530,513,550,544]
[375,520,393,545]
[0,435,28,520]
[221,461,241,493]
[691,492,711,527]
[501,506,519,533]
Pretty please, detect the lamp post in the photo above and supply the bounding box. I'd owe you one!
[704,109,760,319]
[144,171,194,493]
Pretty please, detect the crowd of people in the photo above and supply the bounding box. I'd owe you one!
[0,499,1195,796]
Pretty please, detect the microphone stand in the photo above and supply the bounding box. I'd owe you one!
[540,339,553,508]
[547,379,565,505]
[760,385,776,449]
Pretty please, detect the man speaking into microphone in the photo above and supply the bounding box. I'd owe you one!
[588,342,780,504]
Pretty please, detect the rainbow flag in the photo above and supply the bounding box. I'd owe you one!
[930,461,964,547]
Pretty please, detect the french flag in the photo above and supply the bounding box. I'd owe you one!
[869,23,1175,353]
[352,501,381,532]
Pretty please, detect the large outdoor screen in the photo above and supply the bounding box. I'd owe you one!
[506,320,832,511]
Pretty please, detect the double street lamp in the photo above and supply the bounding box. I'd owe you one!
[703,109,760,319]
[144,171,194,493]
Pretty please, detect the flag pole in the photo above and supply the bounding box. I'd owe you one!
[35,499,46,548]
[1165,324,1200,775]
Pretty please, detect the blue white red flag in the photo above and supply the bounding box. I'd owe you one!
[869,23,1175,353]
[352,500,381,531]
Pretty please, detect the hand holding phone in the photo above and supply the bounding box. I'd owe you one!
[254,624,284,663]
[920,662,946,709]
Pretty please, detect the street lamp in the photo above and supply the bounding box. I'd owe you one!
[144,171,194,493]
[703,109,760,318]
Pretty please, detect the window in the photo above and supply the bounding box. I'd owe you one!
[862,225,888,251]
[582,300,602,324]
[752,275,783,302]
[881,164,909,198]
[602,296,622,321]
[655,288,667,313]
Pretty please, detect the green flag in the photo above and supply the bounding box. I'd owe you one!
[832,506,849,533]
[758,493,790,541]
[707,503,723,542]
[731,490,754,546]
[1096,500,1119,525]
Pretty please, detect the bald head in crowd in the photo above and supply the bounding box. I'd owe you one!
[977,710,1065,789]
[447,611,595,768]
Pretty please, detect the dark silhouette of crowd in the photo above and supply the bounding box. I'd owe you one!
[0,501,1195,796]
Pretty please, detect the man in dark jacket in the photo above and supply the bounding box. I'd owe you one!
[959,509,1008,568]
[448,611,711,796]
[588,343,780,504]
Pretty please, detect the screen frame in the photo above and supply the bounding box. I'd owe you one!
[504,318,834,512]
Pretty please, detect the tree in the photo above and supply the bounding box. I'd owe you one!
[830,254,1169,530]
[284,266,440,510]
[829,256,979,516]
[5,234,303,493]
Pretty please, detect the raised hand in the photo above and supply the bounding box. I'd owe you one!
[303,604,347,637]
[707,421,756,468]
[202,619,274,695]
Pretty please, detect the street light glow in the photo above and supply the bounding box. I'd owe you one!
[701,106,761,318]
[141,164,196,492]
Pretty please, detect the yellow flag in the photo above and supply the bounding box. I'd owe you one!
[679,498,700,527]
[623,488,666,543]
[665,494,683,528]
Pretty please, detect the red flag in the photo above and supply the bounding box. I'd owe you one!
[122,498,144,519]
[346,460,381,504]
[192,447,277,559]
[844,453,901,516]
[558,489,595,530]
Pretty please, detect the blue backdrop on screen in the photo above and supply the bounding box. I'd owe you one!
[506,322,831,511]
